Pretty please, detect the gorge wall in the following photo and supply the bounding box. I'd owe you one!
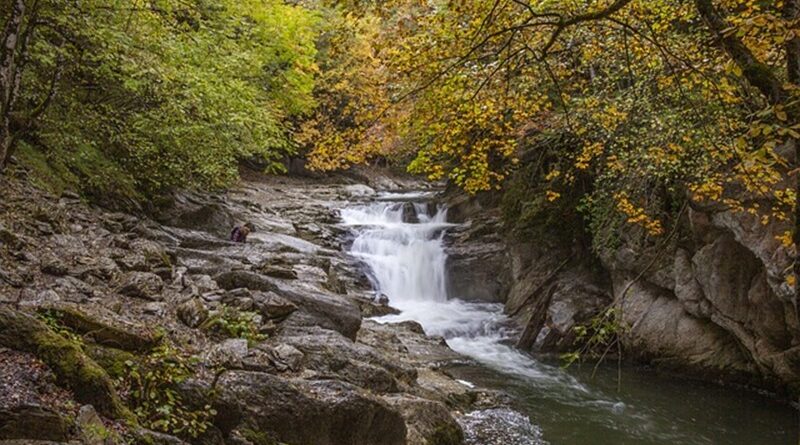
[444,180,800,396]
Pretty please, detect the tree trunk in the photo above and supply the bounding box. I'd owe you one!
[0,0,26,171]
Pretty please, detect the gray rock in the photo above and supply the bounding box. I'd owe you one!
[384,395,463,445]
[77,405,118,445]
[253,291,297,320]
[0,405,70,442]
[118,271,164,300]
[205,339,249,368]
[177,298,209,328]
[212,371,407,445]
[133,429,189,445]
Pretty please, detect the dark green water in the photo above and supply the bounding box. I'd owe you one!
[449,360,798,445]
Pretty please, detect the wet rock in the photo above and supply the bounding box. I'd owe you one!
[324,268,347,294]
[118,271,164,300]
[177,298,209,328]
[275,326,415,392]
[212,371,407,445]
[0,405,70,442]
[445,228,511,303]
[517,268,610,352]
[384,395,463,445]
[263,280,361,340]
[615,274,754,380]
[458,408,543,445]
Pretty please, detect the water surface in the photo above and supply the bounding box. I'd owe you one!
[341,194,798,445]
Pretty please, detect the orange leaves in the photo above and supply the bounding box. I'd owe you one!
[614,191,664,236]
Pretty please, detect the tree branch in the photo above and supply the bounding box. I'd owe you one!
[694,0,787,105]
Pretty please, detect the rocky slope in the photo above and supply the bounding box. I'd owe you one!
[444,186,800,396]
[0,169,507,445]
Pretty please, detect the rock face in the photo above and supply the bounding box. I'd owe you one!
[447,182,800,393]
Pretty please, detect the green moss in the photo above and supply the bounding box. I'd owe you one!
[84,344,137,379]
[240,428,285,445]
[15,141,75,195]
[429,423,464,445]
[30,328,136,422]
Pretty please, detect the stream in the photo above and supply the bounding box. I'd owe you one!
[340,192,798,445]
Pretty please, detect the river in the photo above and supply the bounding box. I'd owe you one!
[339,192,798,445]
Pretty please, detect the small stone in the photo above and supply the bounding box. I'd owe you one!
[261,265,298,280]
[253,291,297,320]
[143,302,166,316]
[177,298,208,328]
[269,344,304,372]
[77,405,117,445]
[118,271,164,300]
[206,338,249,368]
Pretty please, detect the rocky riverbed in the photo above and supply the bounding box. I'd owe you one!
[0,169,512,445]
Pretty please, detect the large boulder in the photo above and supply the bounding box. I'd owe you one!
[516,268,610,352]
[0,307,133,420]
[614,273,756,381]
[36,304,160,352]
[273,326,415,393]
[0,405,70,442]
[444,224,511,303]
[215,271,361,340]
[211,371,407,445]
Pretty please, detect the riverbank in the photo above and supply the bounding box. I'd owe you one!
[0,167,511,444]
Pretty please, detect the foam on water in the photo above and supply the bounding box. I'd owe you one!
[341,195,592,396]
[340,192,799,445]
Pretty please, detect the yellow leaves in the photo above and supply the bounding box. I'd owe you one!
[545,169,561,181]
[546,190,561,202]
[614,192,664,236]
[575,142,604,170]
[689,179,724,202]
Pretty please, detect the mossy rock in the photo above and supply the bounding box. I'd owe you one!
[429,423,464,445]
[84,344,136,379]
[38,305,161,352]
[0,306,135,422]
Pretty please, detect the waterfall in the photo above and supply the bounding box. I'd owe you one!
[339,192,798,445]
[340,198,451,303]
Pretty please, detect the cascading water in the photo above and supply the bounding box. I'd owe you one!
[340,192,797,445]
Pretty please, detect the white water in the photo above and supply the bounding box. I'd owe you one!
[341,195,597,398]
[340,193,799,445]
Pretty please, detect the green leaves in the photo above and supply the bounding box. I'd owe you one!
[21,0,321,203]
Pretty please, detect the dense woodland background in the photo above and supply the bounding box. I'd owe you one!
[1,0,798,290]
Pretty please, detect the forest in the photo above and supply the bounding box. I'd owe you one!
[2,0,797,273]
[1,0,799,444]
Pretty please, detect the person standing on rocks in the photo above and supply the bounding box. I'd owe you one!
[230,222,254,243]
